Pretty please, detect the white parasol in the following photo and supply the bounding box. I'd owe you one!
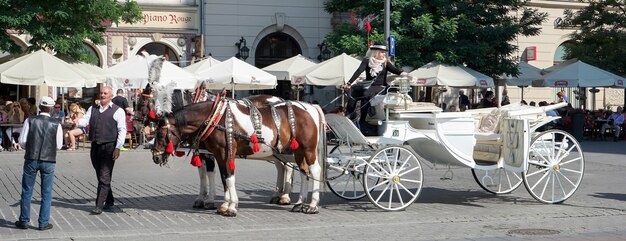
[195,57,277,93]
[0,50,95,87]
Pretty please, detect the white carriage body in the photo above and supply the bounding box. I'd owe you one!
[325,79,583,209]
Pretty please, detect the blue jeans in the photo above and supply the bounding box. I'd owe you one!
[19,159,56,228]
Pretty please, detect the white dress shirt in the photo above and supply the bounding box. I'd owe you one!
[78,104,127,149]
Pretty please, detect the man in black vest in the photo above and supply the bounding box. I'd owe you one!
[78,86,127,215]
[15,96,63,231]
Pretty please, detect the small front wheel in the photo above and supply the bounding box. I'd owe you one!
[363,146,423,211]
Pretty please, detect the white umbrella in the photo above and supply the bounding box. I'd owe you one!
[184,56,222,74]
[534,60,618,87]
[71,62,106,88]
[262,54,317,80]
[196,57,277,92]
[292,53,363,86]
[107,54,198,89]
[409,62,494,88]
[0,50,94,87]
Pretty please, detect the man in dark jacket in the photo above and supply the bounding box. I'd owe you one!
[15,96,63,231]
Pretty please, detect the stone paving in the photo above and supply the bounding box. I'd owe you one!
[0,140,625,240]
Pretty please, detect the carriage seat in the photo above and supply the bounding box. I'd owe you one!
[366,94,442,125]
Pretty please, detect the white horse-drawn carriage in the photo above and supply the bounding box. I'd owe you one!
[325,79,585,211]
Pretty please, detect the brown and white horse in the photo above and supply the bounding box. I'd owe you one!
[151,95,325,216]
[139,90,296,209]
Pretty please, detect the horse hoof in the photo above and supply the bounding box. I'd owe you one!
[220,210,237,217]
[303,205,319,214]
[290,204,303,213]
[269,196,280,204]
[217,207,228,215]
[278,197,291,205]
[192,201,203,209]
[203,202,217,210]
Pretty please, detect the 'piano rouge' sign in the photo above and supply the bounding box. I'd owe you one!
[116,11,197,30]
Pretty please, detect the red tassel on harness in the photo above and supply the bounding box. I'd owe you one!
[228,159,236,171]
[165,141,174,153]
[250,134,260,153]
[175,151,185,157]
[148,110,156,119]
[290,137,299,150]
[190,154,202,167]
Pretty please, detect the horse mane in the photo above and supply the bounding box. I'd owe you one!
[172,90,184,111]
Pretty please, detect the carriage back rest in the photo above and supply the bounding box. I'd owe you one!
[325,114,371,145]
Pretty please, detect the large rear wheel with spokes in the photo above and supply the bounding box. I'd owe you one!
[523,129,584,204]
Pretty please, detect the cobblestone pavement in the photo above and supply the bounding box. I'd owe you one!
[0,141,625,241]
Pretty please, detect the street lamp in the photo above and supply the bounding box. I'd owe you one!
[317,42,331,62]
[235,37,249,61]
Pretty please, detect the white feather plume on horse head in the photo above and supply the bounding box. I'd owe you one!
[145,52,175,114]
[154,82,176,114]
[148,56,164,87]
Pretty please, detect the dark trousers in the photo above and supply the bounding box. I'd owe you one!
[90,141,116,208]
[347,84,385,122]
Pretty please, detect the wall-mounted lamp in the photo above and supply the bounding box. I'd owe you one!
[317,42,331,62]
[235,37,249,61]
[112,48,123,59]
[128,37,137,50]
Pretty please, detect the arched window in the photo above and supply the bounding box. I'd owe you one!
[139,42,180,65]
[553,42,574,65]
[255,32,301,68]
[253,33,302,99]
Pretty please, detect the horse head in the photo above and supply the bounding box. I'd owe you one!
[151,114,182,166]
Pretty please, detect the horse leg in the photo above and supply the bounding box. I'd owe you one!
[290,154,309,213]
[270,161,292,205]
[193,164,209,209]
[214,152,238,217]
[193,154,216,210]
[289,151,321,214]
[304,159,322,214]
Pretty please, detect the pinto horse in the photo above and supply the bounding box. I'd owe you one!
[140,89,296,209]
[151,95,326,216]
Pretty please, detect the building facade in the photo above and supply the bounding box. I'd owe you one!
[1,0,623,110]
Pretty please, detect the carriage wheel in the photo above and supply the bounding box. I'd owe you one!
[363,146,423,211]
[326,158,374,200]
[523,129,584,204]
[472,168,522,194]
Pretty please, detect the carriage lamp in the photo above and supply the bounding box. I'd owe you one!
[317,42,331,62]
[235,37,250,61]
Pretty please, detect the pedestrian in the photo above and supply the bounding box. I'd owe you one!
[14,96,63,231]
[458,90,470,110]
[344,44,407,134]
[78,86,127,215]
[500,89,510,106]
[480,91,495,108]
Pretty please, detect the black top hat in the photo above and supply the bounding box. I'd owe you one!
[369,44,387,51]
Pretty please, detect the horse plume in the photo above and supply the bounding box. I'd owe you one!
[147,56,175,114]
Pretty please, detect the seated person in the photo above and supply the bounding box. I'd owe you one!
[447,105,457,112]
[63,103,86,150]
[5,101,25,150]
[600,106,624,141]
[50,103,66,122]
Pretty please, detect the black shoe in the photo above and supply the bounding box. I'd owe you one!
[14,221,28,229]
[103,203,114,210]
[90,208,103,215]
[38,224,53,231]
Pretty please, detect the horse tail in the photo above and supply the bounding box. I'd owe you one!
[312,104,327,191]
